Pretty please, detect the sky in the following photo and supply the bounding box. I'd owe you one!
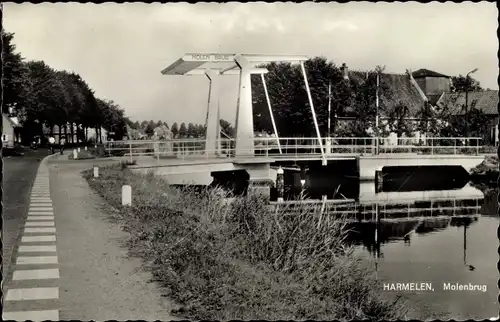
[4,2,498,125]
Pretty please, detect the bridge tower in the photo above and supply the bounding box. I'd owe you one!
[161,53,326,162]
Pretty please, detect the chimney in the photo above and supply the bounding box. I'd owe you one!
[341,63,349,80]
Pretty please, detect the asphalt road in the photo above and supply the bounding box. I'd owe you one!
[2,147,51,283]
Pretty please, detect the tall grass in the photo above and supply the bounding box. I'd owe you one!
[83,165,408,320]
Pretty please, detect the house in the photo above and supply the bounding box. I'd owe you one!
[436,90,499,145]
[337,65,431,145]
[2,114,21,148]
[412,68,452,105]
[337,64,498,146]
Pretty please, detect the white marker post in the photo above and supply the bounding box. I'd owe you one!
[122,185,132,206]
[85,146,88,151]
[73,149,78,159]
[77,147,81,152]
[93,166,99,178]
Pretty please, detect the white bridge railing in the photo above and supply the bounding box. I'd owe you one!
[105,136,488,160]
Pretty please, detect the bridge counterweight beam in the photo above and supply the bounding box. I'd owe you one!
[300,61,327,165]
[261,73,282,154]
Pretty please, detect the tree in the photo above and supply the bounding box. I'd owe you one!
[97,99,128,140]
[346,65,392,137]
[2,31,26,115]
[156,120,163,127]
[451,75,483,93]
[2,31,129,144]
[144,120,156,137]
[171,122,179,138]
[187,123,196,138]
[178,122,187,138]
[251,57,352,137]
[385,102,415,138]
[414,101,447,138]
[439,109,490,139]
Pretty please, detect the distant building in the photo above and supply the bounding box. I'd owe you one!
[2,114,21,148]
[338,65,431,144]
[337,64,498,146]
[411,68,452,105]
[42,124,108,144]
[436,90,499,145]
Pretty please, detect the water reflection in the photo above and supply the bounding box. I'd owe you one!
[275,170,498,319]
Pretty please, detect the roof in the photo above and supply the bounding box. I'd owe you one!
[2,114,20,127]
[346,71,426,118]
[436,90,498,115]
[412,69,450,78]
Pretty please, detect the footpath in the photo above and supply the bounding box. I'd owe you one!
[3,152,177,321]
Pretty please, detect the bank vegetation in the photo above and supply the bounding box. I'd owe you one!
[83,165,408,320]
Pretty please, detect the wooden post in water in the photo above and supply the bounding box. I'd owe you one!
[375,168,383,193]
[276,166,284,202]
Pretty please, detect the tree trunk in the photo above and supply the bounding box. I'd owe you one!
[70,123,75,144]
[58,124,62,143]
[85,127,88,142]
[40,123,45,143]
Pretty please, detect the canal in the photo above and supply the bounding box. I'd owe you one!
[353,187,498,320]
[278,167,498,320]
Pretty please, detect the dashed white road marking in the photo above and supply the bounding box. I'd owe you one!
[2,309,60,321]
[5,287,59,301]
[27,216,55,221]
[24,227,56,233]
[4,159,61,320]
[18,245,57,253]
[28,211,54,215]
[25,221,55,227]
[21,235,56,243]
[13,269,60,280]
[16,256,58,265]
[29,207,54,211]
[29,203,53,207]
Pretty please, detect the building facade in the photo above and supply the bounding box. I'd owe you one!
[2,114,21,148]
[338,64,498,146]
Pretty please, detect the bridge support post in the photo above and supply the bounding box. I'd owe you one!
[205,69,221,157]
[234,55,255,157]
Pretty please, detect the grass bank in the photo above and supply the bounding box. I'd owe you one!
[68,150,96,160]
[83,165,408,320]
